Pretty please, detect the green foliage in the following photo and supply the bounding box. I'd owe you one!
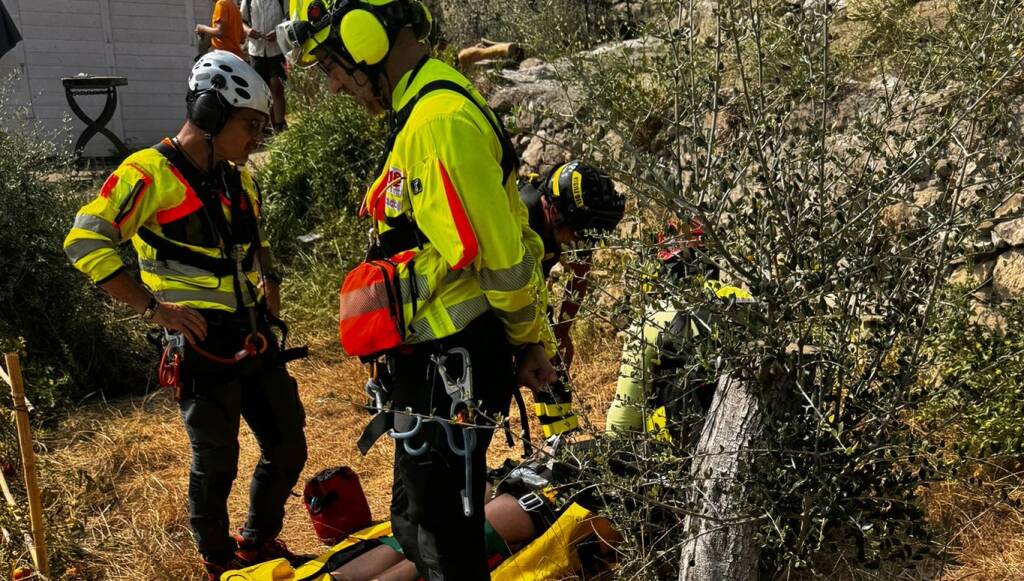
[920,291,1024,460]
[540,0,1024,576]
[0,77,148,417]
[258,68,385,336]
[259,69,384,263]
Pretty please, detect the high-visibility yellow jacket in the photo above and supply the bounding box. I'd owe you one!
[63,141,268,312]
[606,282,754,435]
[362,58,554,355]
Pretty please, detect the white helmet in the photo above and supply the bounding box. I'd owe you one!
[188,50,272,117]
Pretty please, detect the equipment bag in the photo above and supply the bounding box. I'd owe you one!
[303,466,373,545]
[338,257,406,358]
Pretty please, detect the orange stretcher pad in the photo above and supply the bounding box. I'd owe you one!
[221,503,619,581]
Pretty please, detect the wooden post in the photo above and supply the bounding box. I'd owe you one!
[4,353,50,577]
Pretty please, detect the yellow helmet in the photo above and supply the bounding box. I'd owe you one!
[276,0,432,70]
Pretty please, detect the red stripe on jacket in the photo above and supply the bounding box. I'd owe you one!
[113,164,153,228]
[437,161,478,270]
[156,164,204,224]
[99,174,120,198]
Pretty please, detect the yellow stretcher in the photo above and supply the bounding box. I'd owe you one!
[222,502,619,581]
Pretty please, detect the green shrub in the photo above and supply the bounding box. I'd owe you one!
[919,291,1024,461]
[259,69,386,337]
[0,77,148,419]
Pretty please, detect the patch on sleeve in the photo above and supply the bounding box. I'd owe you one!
[384,166,404,213]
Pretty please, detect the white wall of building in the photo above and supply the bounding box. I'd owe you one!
[0,0,212,156]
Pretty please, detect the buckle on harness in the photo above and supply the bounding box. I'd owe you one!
[517,492,545,513]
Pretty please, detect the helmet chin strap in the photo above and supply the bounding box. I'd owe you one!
[205,132,217,180]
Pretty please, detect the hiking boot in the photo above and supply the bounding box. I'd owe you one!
[201,553,244,581]
[234,534,311,567]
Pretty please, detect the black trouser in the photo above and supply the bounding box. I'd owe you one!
[387,312,516,581]
[177,310,307,559]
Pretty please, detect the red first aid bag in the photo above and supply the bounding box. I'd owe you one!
[338,258,405,357]
[303,466,373,545]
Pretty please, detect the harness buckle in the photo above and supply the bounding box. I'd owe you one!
[517,492,545,513]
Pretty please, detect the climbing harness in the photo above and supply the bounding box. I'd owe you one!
[387,347,478,517]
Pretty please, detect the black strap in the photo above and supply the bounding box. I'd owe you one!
[357,411,394,456]
[386,78,519,182]
[378,214,426,256]
[136,228,246,276]
[147,140,262,315]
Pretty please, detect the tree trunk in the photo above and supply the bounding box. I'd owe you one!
[678,373,763,581]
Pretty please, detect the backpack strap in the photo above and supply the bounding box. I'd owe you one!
[380,78,520,183]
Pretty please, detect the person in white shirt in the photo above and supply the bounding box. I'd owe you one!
[241,0,287,132]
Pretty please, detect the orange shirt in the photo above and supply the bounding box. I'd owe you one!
[210,0,245,58]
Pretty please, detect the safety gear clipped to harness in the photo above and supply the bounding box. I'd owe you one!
[338,257,406,358]
[158,330,186,401]
[303,466,373,545]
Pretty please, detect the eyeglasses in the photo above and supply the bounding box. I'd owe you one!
[237,117,269,137]
[315,54,359,78]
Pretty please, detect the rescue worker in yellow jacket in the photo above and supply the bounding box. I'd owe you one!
[519,161,625,438]
[63,51,307,579]
[277,1,556,579]
[606,220,753,443]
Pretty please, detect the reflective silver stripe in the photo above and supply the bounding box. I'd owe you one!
[448,295,489,329]
[65,238,114,263]
[139,260,220,279]
[407,318,437,342]
[339,284,390,319]
[443,268,472,285]
[405,295,489,344]
[399,274,430,304]
[73,214,120,243]
[479,252,536,292]
[155,289,239,309]
[496,302,536,325]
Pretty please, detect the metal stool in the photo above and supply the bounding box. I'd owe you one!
[61,75,129,161]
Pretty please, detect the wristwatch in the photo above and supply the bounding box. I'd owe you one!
[142,296,160,321]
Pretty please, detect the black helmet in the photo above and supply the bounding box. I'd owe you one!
[542,161,625,237]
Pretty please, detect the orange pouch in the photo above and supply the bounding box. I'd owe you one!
[338,259,405,358]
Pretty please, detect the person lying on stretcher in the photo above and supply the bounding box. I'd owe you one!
[328,489,537,581]
[224,451,618,581]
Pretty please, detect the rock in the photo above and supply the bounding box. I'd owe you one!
[993,217,1024,247]
[934,158,955,180]
[948,260,995,287]
[879,202,923,232]
[913,186,943,208]
[994,193,1024,219]
[521,137,545,169]
[969,302,1008,335]
[909,0,954,32]
[594,130,625,163]
[992,249,1024,299]
[515,107,539,133]
[992,229,1010,250]
[519,57,545,70]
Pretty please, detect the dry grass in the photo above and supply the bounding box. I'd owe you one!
[924,475,1024,581]
[30,325,1024,580]
[37,331,620,580]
